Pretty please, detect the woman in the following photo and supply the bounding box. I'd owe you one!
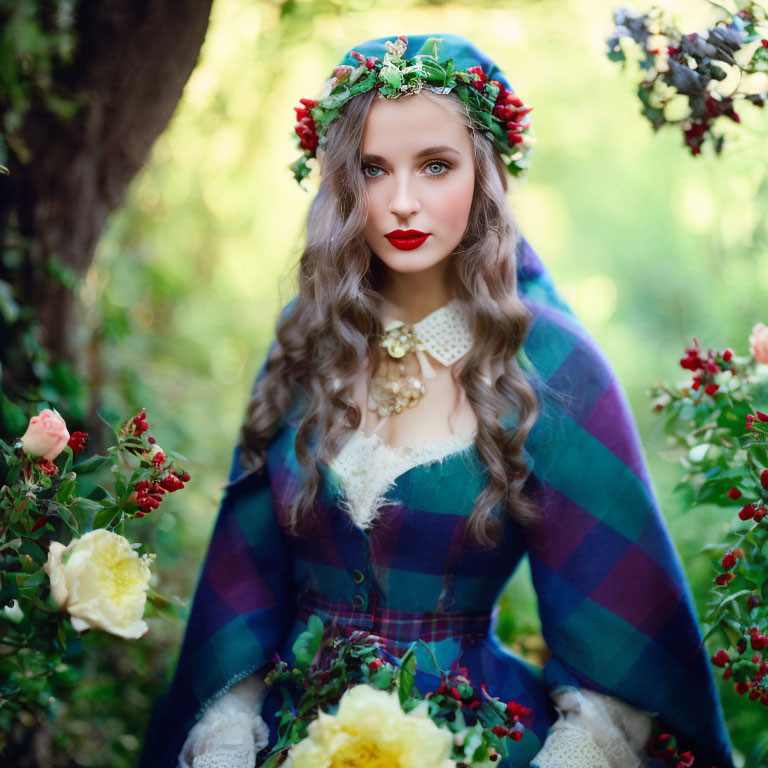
[137,34,734,768]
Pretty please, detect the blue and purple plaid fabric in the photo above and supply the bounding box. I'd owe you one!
[137,234,733,768]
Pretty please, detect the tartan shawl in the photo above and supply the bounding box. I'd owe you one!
[137,234,733,768]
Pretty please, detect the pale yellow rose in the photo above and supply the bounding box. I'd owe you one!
[750,323,768,364]
[284,684,456,768]
[20,408,70,461]
[43,529,156,639]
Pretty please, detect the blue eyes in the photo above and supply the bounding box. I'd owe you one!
[362,160,450,178]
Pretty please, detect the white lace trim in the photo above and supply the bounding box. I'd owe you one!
[179,673,269,768]
[329,429,476,528]
[531,687,655,768]
[530,724,612,768]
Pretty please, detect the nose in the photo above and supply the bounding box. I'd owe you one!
[388,172,421,221]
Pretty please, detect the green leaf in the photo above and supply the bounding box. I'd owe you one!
[19,539,46,564]
[379,66,403,92]
[73,454,112,475]
[372,666,393,689]
[398,647,416,705]
[93,505,120,530]
[17,569,47,588]
[0,391,28,437]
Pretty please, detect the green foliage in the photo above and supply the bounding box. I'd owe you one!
[0,0,78,164]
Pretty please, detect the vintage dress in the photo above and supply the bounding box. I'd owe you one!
[137,235,734,768]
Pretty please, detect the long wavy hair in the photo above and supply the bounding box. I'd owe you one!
[241,86,548,549]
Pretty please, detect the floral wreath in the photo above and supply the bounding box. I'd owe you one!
[290,35,535,185]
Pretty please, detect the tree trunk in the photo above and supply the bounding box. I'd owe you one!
[1,0,213,396]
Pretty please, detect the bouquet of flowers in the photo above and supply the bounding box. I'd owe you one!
[647,321,768,709]
[0,402,188,740]
[258,614,533,767]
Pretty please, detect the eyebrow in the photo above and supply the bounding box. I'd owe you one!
[361,145,460,164]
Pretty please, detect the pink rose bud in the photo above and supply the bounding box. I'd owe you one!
[21,408,70,461]
[750,322,768,364]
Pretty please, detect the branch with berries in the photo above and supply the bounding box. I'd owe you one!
[648,321,768,710]
[606,1,768,158]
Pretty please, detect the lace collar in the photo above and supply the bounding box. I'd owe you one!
[378,297,473,368]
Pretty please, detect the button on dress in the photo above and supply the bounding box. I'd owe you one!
[137,236,734,768]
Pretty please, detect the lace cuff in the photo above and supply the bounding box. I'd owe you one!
[178,672,269,768]
[530,687,655,768]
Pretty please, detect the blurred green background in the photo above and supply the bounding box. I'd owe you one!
[60,0,768,764]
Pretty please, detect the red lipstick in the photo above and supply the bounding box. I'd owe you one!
[384,229,431,251]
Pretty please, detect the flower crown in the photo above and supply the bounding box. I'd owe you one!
[291,35,535,185]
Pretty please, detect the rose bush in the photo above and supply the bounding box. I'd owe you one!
[0,402,189,743]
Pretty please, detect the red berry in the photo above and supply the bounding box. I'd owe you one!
[715,572,735,586]
[735,681,750,695]
[491,726,508,737]
[748,594,761,610]
[738,503,756,520]
[509,730,524,742]
[705,382,719,396]
[727,487,742,499]
[757,411,768,422]
[761,470,768,491]
[722,348,733,362]
[711,649,730,667]
[721,551,737,569]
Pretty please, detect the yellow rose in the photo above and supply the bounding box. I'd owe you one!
[285,684,456,768]
[43,529,156,639]
[750,323,768,364]
[20,408,70,461]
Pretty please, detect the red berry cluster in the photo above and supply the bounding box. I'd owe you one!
[746,410,768,432]
[348,50,378,70]
[130,408,149,436]
[293,98,319,153]
[34,458,58,477]
[466,66,533,149]
[679,337,732,396]
[67,431,88,453]
[714,547,744,586]
[711,631,768,706]
[428,675,531,754]
[131,469,190,518]
[649,733,697,767]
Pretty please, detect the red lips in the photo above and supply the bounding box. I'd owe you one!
[384,229,431,251]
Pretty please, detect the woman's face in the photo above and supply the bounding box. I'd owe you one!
[360,92,475,275]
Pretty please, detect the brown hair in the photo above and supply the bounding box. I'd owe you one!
[240,86,544,549]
